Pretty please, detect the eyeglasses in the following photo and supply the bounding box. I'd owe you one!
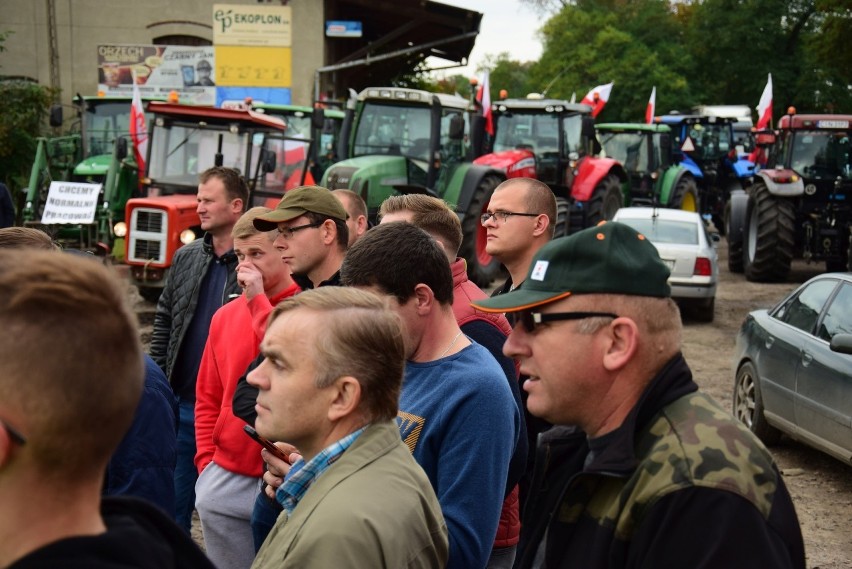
[1,418,27,446]
[277,221,323,240]
[480,211,540,225]
[518,310,618,333]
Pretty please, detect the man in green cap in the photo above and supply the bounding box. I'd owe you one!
[472,221,805,569]
[253,185,349,289]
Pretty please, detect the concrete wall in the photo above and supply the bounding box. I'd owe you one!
[0,0,323,106]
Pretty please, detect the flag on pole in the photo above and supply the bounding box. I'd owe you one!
[580,82,614,118]
[130,70,149,179]
[645,87,656,124]
[756,73,772,130]
[476,71,494,136]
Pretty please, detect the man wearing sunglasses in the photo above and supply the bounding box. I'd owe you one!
[472,221,805,569]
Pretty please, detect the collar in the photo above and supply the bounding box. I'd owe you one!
[451,257,468,288]
[582,353,697,476]
[276,426,365,514]
[201,233,236,264]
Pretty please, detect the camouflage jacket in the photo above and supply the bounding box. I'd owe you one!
[516,354,805,569]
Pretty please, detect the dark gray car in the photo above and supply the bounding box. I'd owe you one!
[733,272,852,466]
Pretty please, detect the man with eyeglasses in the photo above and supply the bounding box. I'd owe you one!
[252,185,349,290]
[472,222,805,569]
[0,251,214,568]
[482,178,556,296]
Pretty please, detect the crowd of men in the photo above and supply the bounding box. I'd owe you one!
[0,168,806,569]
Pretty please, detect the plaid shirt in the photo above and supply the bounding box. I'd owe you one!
[276,427,366,515]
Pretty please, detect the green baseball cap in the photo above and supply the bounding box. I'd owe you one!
[473,221,671,313]
[253,185,348,231]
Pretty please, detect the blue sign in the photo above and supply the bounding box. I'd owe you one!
[326,20,362,38]
[216,87,292,108]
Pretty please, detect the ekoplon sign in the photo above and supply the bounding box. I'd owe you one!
[213,4,292,47]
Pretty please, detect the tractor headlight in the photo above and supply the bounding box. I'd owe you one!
[113,221,127,237]
[180,229,196,245]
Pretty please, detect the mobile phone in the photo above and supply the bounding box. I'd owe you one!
[243,425,290,462]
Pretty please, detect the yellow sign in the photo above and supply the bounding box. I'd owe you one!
[213,4,292,47]
[215,46,291,87]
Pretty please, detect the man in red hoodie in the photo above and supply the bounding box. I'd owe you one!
[194,207,300,569]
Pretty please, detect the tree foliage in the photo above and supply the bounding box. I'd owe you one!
[508,0,851,121]
[0,32,57,203]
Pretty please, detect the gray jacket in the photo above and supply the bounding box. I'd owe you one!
[149,234,239,383]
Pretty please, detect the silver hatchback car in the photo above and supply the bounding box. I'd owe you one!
[613,207,719,321]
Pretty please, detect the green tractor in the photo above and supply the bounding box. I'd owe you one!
[596,123,699,211]
[321,87,506,286]
[23,94,150,257]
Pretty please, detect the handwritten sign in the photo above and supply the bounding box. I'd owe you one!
[41,182,101,224]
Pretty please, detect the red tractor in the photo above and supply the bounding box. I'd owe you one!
[473,96,627,237]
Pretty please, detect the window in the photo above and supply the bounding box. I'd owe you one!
[817,282,852,341]
[775,279,838,334]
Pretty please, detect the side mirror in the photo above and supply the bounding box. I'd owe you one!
[449,113,465,140]
[116,137,128,160]
[311,107,324,131]
[49,105,63,127]
[263,149,277,173]
[581,116,597,140]
[659,133,671,168]
[829,333,852,355]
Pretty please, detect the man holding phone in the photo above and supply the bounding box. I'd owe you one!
[193,207,300,569]
[248,287,448,568]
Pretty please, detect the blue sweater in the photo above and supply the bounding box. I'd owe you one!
[397,341,520,569]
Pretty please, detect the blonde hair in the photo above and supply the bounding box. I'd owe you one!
[233,207,277,241]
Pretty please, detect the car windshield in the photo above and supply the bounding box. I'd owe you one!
[789,131,852,180]
[616,217,699,245]
[84,100,135,158]
[600,132,650,173]
[352,102,433,162]
[148,123,256,188]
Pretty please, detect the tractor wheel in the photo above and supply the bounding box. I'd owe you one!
[585,174,623,227]
[743,182,795,282]
[669,176,699,213]
[553,196,570,238]
[725,200,743,273]
[461,175,503,288]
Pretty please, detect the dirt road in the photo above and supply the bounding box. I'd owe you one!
[130,240,851,567]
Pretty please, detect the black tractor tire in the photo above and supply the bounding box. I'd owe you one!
[585,174,623,227]
[744,182,795,282]
[460,175,503,288]
[553,196,570,238]
[669,176,699,213]
[725,200,743,273]
[138,286,163,304]
[733,361,782,445]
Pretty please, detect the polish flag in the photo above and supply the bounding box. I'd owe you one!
[756,73,772,130]
[645,87,656,124]
[580,82,613,118]
[476,71,494,136]
[129,70,149,178]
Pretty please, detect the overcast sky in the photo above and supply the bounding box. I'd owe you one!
[426,0,545,79]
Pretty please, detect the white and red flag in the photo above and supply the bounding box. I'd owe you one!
[645,86,656,124]
[476,71,494,136]
[756,73,772,130]
[580,82,613,118]
[129,70,149,178]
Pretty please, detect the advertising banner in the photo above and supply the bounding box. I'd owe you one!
[213,4,292,47]
[215,46,291,87]
[97,45,216,105]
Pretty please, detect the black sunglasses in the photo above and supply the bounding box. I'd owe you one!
[518,310,618,333]
[1,419,27,446]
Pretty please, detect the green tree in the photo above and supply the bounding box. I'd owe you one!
[527,1,693,122]
[481,53,534,101]
[0,31,57,210]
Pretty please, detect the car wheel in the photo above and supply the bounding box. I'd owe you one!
[733,361,781,445]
